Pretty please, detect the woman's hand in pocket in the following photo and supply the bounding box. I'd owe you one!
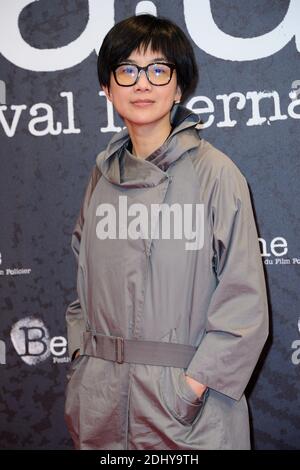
[184,374,207,399]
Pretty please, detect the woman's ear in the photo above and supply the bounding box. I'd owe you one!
[175,85,182,103]
[102,86,112,102]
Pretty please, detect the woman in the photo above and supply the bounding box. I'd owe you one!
[65,14,268,450]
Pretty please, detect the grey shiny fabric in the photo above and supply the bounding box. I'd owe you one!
[65,104,269,450]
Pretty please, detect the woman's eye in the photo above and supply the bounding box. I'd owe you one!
[122,66,136,75]
[153,66,166,75]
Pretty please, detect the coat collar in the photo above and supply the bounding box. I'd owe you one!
[96,104,201,188]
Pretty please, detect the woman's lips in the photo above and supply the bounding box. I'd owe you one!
[131,100,155,107]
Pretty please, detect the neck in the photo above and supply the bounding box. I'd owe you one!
[125,118,172,159]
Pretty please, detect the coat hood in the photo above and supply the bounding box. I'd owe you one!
[96,104,201,188]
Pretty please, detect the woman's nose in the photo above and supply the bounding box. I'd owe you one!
[134,70,152,90]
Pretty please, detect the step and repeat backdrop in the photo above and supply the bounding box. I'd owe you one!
[0,0,299,450]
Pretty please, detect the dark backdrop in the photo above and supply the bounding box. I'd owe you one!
[0,0,299,449]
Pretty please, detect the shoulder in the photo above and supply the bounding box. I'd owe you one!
[96,149,106,168]
[83,164,102,202]
[79,152,104,218]
[189,137,248,196]
[192,138,245,178]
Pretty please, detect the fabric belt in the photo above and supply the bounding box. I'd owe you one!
[82,331,197,368]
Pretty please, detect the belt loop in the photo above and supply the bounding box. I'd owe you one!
[115,337,124,364]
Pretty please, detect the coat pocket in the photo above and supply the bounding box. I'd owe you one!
[66,354,85,382]
[64,355,88,448]
[159,365,209,426]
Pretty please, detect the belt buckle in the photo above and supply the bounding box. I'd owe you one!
[115,336,124,364]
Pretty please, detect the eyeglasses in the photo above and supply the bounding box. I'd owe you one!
[112,62,176,87]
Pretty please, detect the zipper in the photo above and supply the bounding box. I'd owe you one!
[124,177,170,448]
[125,250,151,449]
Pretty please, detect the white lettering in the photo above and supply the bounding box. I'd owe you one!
[259,237,288,257]
[184,0,300,61]
[10,317,51,365]
[291,340,300,365]
[95,197,204,250]
[96,203,117,239]
[99,91,122,133]
[0,340,6,365]
[128,203,148,240]
[291,80,300,100]
[0,80,6,104]
[186,96,215,129]
[187,85,300,130]
[246,91,287,127]
[1,92,81,136]
[0,1,299,71]
[184,203,204,250]
[0,0,114,71]
[29,103,62,136]
[270,237,288,257]
[216,92,246,128]
[60,92,81,134]
[288,92,300,118]
[50,336,67,357]
[0,104,27,137]
[158,203,183,240]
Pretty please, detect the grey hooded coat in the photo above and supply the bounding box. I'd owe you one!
[65,105,268,450]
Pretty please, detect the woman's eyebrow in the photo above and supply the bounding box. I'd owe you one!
[122,57,167,64]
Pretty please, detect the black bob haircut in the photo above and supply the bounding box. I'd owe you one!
[97,14,198,103]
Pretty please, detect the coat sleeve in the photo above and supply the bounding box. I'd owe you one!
[186,162,269,400]
[65,165,102,358]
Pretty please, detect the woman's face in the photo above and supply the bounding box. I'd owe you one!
[103,47,182,128]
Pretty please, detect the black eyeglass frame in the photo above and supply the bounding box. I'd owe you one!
[112,62,176,87]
